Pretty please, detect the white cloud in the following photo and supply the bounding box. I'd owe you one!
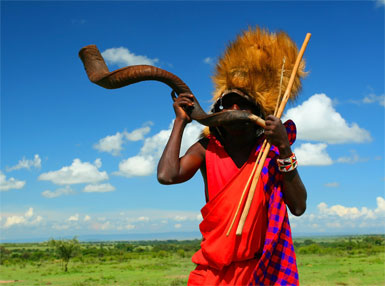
[316,200,384,220]
[84,215,91,222]
[115,155,155,177]
[94,131,126,156]
[0,171,26,191]
[125,126,151,141]
[102,47,159,67]
[31,216,43,224]
[4,216,26,228]
[324,182,339,188]
[83,183,115,193]
[25,208,34,218]
[115,121,202,178]
[288,197,385,234]
[68,214,79,222]
[375,197,385,216]
[94,126,151,156]
[38,159,108,185]
[363,93,385,107]
[6,154,41,171]
[294,143,333,166]
[203,57,214,65]
[284,93,371,144]
[2,207,43,228]
[42,185,75,198]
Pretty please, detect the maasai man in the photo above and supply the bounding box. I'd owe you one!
[157,27,307,286]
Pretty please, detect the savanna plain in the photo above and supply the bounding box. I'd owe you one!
[0,235,384,286]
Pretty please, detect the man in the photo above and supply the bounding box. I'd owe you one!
[157,27,307,285]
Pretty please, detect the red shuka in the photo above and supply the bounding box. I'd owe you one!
[188,135,268,285]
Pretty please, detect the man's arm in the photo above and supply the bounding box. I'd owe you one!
[157,93,205,185]
[264,115,307,216]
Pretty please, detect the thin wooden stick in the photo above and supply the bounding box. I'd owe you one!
[226,140,267,236]
[274,57,286,116]
[235,33,311,236]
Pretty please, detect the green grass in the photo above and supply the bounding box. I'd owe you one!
[0,254,193,286]
[1,236,384,285]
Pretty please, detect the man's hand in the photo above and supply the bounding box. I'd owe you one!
[173,93,195,123]
[264,115,291,158]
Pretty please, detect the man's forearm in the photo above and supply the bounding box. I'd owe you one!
[278,145,307,216]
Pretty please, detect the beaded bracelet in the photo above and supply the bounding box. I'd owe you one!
[277,153,298,172]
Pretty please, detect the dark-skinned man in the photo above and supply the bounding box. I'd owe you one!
[158,27,307,286]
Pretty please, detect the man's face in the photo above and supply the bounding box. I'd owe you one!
[219,93,262,136]
[220,93,261,116]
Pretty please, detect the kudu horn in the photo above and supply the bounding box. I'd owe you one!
[78,45,265,128]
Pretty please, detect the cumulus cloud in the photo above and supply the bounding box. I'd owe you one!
[0,171,26,191]
[125,125,152,141]
[294,143,333,166]
[6,154,41,171]
[289,197,385,234]
[174,223,182,229]
[284,93,371,144]
[68,214,79,222]
[317,202,377,220]
[94,132,126,156]
[363,93,385,107]
[38,159,108,185]
[115,121,202,178]
[93,126,151,156]
[83,183,115,193]
[115,155,156,177]
[2,207,43,228]
[42,185,75,198]
[102,47,159,67]
[25,208,34,218]
[4,216,26,228]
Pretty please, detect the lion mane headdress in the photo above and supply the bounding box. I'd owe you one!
[211,26,306,118]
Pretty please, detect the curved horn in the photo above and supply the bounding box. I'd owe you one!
[78,45,265,128]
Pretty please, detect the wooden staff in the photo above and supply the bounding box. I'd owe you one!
[235,33,312,236]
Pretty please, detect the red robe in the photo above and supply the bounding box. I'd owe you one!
[188,121,299,286]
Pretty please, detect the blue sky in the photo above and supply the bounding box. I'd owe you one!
[1,1,384,241]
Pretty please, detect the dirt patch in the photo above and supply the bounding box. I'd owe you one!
[0,281,20,284]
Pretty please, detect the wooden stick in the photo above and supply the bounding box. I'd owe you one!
[235,33,311,236]
[226,140,267,236]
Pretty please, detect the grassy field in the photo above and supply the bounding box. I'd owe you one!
[0,235,384,285]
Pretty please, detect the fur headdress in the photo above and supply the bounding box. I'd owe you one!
[212,27,306,116]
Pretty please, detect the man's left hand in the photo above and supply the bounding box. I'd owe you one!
[264,115,292,158]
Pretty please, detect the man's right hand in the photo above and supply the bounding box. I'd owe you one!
[173,93,195,123]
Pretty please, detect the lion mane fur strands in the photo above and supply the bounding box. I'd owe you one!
[212,26,307,117]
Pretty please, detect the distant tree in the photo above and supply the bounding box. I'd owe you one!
[49,237,80,272]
